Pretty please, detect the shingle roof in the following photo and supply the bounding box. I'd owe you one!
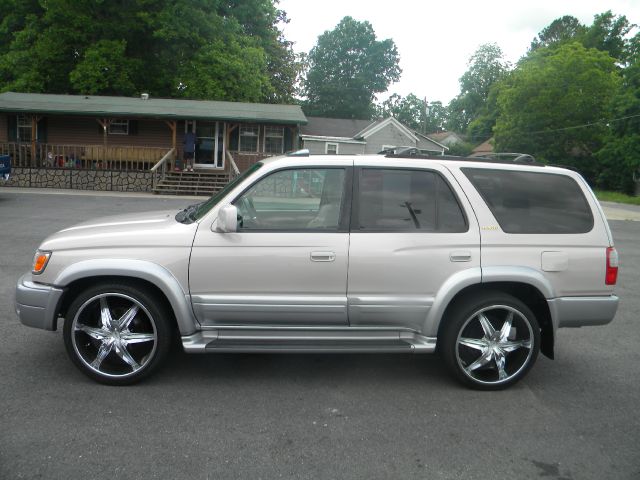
[0,92,307,124]
[300,116,374,137]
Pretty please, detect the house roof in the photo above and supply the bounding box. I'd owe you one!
[471,138,494,155]
[300,116,373,137]
[414,131,448,152]
[426,131,461,142]
[0,91,307,125]
[355,117,418,142]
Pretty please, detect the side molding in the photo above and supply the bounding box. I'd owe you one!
[53,259,199,335]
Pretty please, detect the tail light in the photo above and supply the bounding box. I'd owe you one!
[605,247,618,285]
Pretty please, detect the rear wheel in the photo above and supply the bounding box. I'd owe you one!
[440,292,540,390]
[63,282,172,385]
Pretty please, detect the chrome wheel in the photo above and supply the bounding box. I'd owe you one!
[70,293,158,379]
[455,305,534,386]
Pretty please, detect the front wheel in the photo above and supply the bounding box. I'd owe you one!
[63,282,172,385]
[440,292,540,390]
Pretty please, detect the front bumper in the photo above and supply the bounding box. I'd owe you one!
[548,295,619,329]
[15,274,64,331]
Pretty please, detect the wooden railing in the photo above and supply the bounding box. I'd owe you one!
[151,148,176,189]
[0,142,170,171]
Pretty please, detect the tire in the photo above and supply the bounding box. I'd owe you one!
[439,291,540,390]
[63,282,173,385]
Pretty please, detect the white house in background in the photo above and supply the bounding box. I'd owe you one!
[300,116,447,155]
[426,131,464,147]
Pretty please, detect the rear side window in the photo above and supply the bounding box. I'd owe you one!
[462,168,594,234]
[355,168,467,232]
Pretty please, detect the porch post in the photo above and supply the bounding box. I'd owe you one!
[30,116,37,167]
[165,120,177,168]
[96,119,110,167]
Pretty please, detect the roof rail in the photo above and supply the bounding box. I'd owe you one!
[385,150,545,167]
[286,148,310,157]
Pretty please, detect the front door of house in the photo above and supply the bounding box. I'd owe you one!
[189,120,225,169]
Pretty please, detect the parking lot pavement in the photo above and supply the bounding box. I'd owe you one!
[1,190,639,480]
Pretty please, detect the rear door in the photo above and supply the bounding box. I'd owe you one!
[347,160,480,332]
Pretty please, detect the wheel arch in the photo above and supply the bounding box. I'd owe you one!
[435,281,555,359]
[52,259,198,335]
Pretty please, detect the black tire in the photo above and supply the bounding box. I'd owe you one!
[63,282,173,385]
[439,291,540,390]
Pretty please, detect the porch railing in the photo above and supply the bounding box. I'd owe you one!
[151,148,176,189]
[0,142,170,171]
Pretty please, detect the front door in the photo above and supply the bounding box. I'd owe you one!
[189,120,225,169]
[189,163,353,326]
[347,163,480,333]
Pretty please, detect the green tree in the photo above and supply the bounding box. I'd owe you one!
[303,16,401,119]
[446,43,509,132]
[377,94,445,132]
[0,0,299,103]
[529,15,586,52]
[494,42,621,181]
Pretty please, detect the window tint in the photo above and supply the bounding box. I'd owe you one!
[355,168,467,232]
[462,168,594,234]
[234,168,346,231]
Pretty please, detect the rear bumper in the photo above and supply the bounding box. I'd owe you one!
[15,274,63,331]
[548,295,619,329]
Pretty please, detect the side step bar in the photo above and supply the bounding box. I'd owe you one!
[182,329,436,354]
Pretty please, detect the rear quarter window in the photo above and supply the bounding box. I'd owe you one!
[462,168,594,234]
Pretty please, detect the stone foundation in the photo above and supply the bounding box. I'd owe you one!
[0,168,153,192]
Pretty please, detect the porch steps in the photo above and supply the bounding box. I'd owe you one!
[153,170,231,196]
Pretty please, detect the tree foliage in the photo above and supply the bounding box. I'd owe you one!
[0,0,300,103]
[303,16,401,119]
[494,42,621,181]
[446,43,509,133]
[377,94,446,133]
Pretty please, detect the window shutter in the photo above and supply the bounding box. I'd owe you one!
[37,118,47,143]
[129,120,138,135]
[8,115,17,141]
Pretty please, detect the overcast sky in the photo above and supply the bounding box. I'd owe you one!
[278,0,640,105]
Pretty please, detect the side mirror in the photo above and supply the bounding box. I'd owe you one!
[216,204,238,233]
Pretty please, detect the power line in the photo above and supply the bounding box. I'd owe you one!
[526,112,640,135]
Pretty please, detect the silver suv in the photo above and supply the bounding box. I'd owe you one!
[15,153,619,389]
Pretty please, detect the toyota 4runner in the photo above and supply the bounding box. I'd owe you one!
[15,152,619,389]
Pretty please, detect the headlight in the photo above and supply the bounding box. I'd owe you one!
[32,250,52,275]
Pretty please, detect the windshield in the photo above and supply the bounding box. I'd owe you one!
[190,162,264,221]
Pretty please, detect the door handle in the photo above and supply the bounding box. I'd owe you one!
[310,251,336,262]
[450,251,472,262]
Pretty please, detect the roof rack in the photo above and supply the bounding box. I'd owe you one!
[384,150,545,167]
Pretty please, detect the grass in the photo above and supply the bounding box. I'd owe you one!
[595,190,640,205]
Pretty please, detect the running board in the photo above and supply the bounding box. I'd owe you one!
[182,329,436,354]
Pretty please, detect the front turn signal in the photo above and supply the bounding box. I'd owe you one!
[32,250,52,275]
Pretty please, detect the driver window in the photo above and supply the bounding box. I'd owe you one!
[233,168,346,231]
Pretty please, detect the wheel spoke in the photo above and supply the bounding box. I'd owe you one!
[465,350,493,372]
[91,341,113,369]
[121,331,155,344]
[495,350,508,380]
[76,324,111,341]
[99,297,114,330]
[499,312,514,341]
[117,305,139,331]
[477,313,495,338]
[114,344,140,371]
[459,337,488,351]
[500,339,532,353]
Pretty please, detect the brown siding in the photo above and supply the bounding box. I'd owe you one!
[46,116,174,148]
[0,114,7,142]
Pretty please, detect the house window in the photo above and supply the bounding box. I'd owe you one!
[239,125,259,152]
[264,126,284,154]
[17,114,32,142]
[326,143,339,155]
[108,119,129,135]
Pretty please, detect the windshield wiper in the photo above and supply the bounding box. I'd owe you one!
[175,202,202,224]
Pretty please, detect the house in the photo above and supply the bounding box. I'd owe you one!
[300,116,447,155]
[0,91,306,192]
[425,131,464,147]
[470,138,495,157]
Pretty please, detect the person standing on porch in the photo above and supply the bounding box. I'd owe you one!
[183,130,196,172]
